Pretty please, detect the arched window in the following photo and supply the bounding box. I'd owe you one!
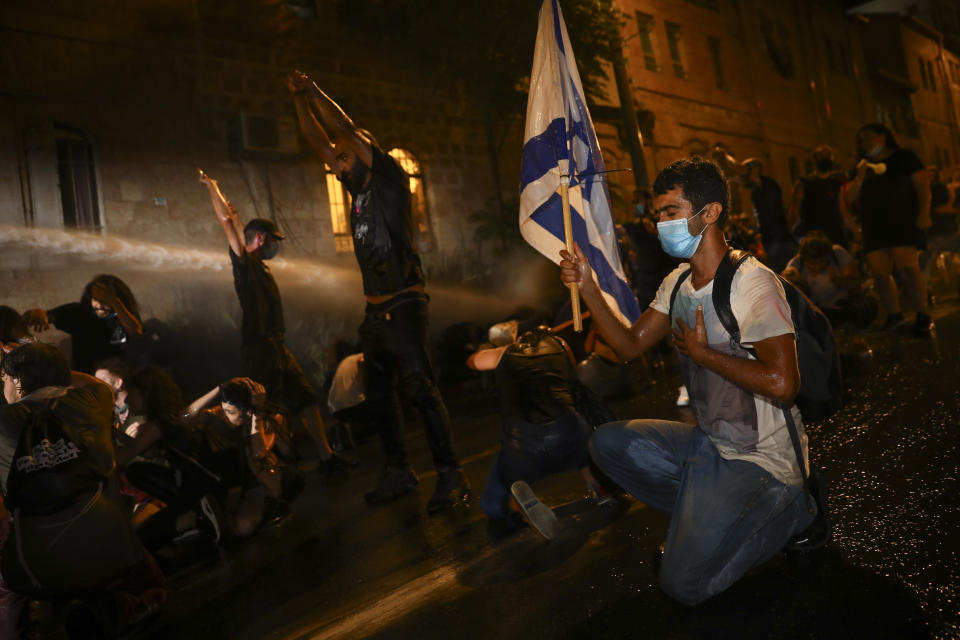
[55,124,102,230]
[388,148,433,251]
[325,170,353,253]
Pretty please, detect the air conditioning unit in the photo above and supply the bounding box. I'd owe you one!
[239,113,300,157]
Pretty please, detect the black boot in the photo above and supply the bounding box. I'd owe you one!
[427,466,469,514]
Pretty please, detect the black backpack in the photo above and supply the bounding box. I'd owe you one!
[669,249,837,550]
[669,249,843,423]
[5,399,103,516]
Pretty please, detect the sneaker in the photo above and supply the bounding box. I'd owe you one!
[510,480,561,541]
[912,312,934,337]
[319,452,359,478]
[427,466,470,514]
[676,385,690,407]
[365,465,419,505]
[199,496,223,543]
[881,312,909,332]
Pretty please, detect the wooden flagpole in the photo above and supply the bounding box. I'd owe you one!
[558,159,582,332]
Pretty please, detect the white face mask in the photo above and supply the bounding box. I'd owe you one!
[866,144,884,159]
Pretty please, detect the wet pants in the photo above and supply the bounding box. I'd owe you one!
[359,292,457,469]
[481,410,592,520]
[590,420,813,605]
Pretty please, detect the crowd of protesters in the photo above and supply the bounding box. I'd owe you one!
[1,108,958,638]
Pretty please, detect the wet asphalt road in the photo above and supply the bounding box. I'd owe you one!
[121,302,960,640]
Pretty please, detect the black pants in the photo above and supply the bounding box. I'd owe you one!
[242,337,316,417]
[359,292,457,469]
[129,450,242,552]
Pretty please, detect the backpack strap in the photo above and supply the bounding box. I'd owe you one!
[711,248,752,353]
[667,267,692,320]
[714,250,812,494]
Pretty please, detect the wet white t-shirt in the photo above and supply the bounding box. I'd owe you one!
[650,257,806,485]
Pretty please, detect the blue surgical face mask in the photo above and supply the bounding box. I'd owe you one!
[634,203,645,217]
[866,144,883,159]
[657,206,708,259]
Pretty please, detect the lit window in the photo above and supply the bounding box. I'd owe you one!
[388,148,433,251]
[325,171,353,253]
[665,22,685,79]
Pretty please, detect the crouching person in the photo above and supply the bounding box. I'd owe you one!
[560,157,814,605]
[187,377,304,538]
[0,342,167,637]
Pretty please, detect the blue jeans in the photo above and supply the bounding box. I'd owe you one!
[590,420,813,605]
[481,411,591,520]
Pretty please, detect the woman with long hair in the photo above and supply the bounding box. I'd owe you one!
[22,274,144,372]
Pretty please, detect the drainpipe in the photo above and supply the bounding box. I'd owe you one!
[611,50,649,189]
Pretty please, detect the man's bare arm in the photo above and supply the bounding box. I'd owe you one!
[287,70,372,168]
[560,243,670,361]
[199,169,245,256]
[674,306,800,403]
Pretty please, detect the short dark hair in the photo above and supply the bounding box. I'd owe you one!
[126,366,183,420]
[1,342,71,395]
[856,122,900,156]
[93,357,130,382]
[653,156,730,226]
[798,230,834,261]
[219,378,253,412]
[0,306,31,344]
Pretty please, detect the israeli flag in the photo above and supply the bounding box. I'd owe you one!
[519,0,640,326]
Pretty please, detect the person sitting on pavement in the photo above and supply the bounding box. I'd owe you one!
[782,231,878,329]
[0,342,167,637]
[185,377,304,538]
[22,275,144,374]
[121,366,236,551]
[93,357,165,528]
[468,324,617,540]
[560,156,815,605]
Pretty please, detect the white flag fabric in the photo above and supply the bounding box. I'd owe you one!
[519,0,640,326]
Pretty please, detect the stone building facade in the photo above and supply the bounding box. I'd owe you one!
[3,0,960,274]
[0,0,504,282]
[606,0,960,214]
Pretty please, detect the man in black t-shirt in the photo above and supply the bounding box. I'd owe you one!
[199,171,353,475]
[288,70,467,514]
